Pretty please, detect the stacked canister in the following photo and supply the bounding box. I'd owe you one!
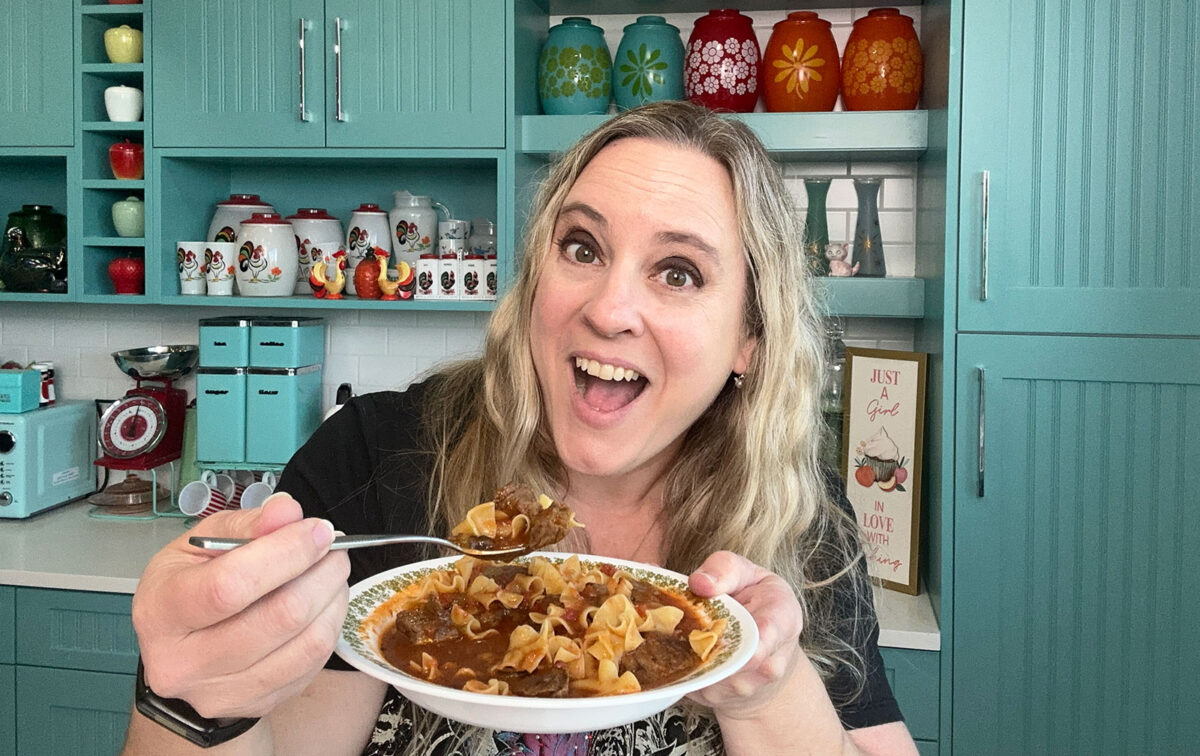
[195,317,325,466]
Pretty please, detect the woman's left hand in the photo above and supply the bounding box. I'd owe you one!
[685,550,805,720]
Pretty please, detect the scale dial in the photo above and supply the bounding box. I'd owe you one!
[99,394,167,460]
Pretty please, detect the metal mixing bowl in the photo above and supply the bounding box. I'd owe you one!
[111,345,199,380]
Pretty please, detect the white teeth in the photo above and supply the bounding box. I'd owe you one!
[574,357,640,382]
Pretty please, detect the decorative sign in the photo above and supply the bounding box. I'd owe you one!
[841,348,927,594]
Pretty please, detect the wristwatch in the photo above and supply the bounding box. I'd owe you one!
[135,657,260,748]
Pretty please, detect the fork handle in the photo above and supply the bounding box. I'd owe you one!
[188,534,441,552]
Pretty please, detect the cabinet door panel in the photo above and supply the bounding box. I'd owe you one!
[954,334,1200,754]
[0,586,13,664]
[879,648,939,742]
[16,667,134,756]
[153,0,326,147]
[16,588,137,674]
[958,0,1199,335]
[326,0,505,148]
[0,0,73,146]
[1,665,13,756]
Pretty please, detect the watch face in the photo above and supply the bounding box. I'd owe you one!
[99,394,167,459]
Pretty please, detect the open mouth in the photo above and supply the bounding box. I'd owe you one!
[573,356,648,412]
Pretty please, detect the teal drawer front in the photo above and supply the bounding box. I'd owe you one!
[880,647,939,742]
[915,739,937,755]
[16,588,137,674]
[16,666,134,756]
[0,586,13,664]
[1,664,14,756]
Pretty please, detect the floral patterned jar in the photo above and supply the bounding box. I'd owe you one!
[684,9,760,113]
[841,7,923,111]
[613,16,684,111]
[763,11,840,112]
[538,17,612,115]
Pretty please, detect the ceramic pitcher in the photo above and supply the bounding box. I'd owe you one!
[388,191,451,272]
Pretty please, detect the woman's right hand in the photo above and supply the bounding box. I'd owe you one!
[131,493,350,720]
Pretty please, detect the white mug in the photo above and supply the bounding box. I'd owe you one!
[178,479,230,517]
[239,471,278,509]
[204,242,237,295]
[104,85,143,122]
[177,241,207,295]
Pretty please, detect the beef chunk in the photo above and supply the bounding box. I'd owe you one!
[527,499,573,550]
[392,597,460,643]
[493,483,540,518]
[629,579,666,606]
[620,634,696,687]
[501,666,570,697]
[579,582,610,606]
[480,563,528,587]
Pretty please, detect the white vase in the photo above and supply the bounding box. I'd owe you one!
[286,208,345,295]
[235,213,298,297]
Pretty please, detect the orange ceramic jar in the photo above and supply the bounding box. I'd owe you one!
[841,7,923,111]
[763,11,840,112]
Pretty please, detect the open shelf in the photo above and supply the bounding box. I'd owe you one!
[157,295,496,311]
[817,277,927,319]
[521,111,929,160]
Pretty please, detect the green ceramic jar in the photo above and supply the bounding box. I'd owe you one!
[538,17,612,115]
[613,16,684,110]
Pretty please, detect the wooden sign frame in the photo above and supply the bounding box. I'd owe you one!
[841,347,928,594]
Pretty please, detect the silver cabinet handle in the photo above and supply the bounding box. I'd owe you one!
[976,367,986,497]
[297,19,311,122]
[334,17,346,122]
[980,170,990,301]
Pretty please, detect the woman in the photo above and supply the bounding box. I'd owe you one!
[123,101,918,755]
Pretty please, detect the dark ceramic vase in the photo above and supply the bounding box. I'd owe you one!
[0,205,68,293]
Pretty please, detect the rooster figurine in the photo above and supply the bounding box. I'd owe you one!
[376,250,401,300]
[308,260,346,299]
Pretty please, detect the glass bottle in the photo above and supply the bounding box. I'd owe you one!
[820,320,847,472]
[852,177,886,276]
[802,178,831,276]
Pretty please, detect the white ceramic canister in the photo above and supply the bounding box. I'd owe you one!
[415,252,439,299]
[207,194,275,243]
[344,203,390,296]
[461,253,484,298]
[234,212,299,297]
[388,191,451,273]
[286,208,345,295]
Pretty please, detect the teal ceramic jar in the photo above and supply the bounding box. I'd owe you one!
[539,17,612,115]
[613,16,684,110]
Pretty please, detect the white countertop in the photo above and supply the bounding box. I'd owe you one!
[0,501,191,594]
[0,503,941,651]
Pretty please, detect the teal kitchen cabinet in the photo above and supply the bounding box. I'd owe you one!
[1,586,12,755]
[951,334,1200,755]
[11,588,138,755]
[0,0,74,147]
[955,0,1199,337]
[879,647,939,753]
[152,0,504,149]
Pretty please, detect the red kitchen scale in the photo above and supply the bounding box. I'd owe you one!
[95,345,197,472]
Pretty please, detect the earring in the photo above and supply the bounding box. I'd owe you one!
[733,373,745,389]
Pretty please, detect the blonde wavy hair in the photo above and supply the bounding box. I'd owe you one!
[421,101,868,693]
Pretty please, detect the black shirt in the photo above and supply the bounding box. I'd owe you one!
[278,380,903,750]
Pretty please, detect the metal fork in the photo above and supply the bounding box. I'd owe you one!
[188,534,530,559]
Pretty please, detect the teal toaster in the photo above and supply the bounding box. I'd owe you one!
[0,369,41,413]
[249,317,325,368]
[245,365,323,464]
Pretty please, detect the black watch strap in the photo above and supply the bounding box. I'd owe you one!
[135,658,260,748]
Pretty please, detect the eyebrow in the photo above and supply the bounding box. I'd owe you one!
[557,202,722,263]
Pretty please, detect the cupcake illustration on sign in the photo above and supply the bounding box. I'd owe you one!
[853,426,909,492]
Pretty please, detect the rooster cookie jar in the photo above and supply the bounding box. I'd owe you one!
[235,213,298,297]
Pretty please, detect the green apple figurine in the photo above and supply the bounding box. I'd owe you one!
[111,196,145,238]
[104,25,143,64]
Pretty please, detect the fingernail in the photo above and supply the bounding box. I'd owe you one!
[695,570,719,590]
[312,518,335,547]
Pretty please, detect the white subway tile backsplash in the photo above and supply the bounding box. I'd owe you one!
[328,325,382,356]
[357,354,418,391]
[388,327,447,357]
[52,318,107,347]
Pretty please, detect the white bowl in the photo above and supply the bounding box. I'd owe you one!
[336,553,758,734]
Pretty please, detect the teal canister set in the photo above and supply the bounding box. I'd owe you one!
[539,16,685,115]
[195,317,325,467]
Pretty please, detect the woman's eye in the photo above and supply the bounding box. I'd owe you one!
[564,242,597,264]
[659,262,701,288]
[664,269,690,287]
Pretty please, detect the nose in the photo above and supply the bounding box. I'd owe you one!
[580,263,645,339]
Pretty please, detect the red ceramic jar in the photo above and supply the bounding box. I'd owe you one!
[108,139,144,180]
[763,11,840,112]
[684,9,760,112]
[841,7,923,111]
[108,255,144,294]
